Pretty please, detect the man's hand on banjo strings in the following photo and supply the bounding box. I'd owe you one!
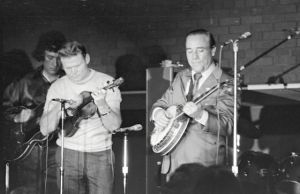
[183,102,204,120]
[153,106,177,131]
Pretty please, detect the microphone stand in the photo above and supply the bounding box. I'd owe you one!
[230,32,297,176]
[267,63,300,84]
[5,162,9,194]
[240,34,294,71]
[58,101,67,194]
[232,40,239,176]
[122,131,129,194]
[113,124,142,194]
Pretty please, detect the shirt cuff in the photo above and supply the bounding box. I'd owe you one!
[151,107,164,121]
[194,110,208,126]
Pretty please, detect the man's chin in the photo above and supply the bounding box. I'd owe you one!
[47,69,59,75]
[191,65,204,72]
[69,77,84,84]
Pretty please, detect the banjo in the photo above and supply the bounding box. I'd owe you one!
[150,79,232,155]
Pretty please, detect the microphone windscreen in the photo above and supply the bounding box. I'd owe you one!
[133,124,143,131]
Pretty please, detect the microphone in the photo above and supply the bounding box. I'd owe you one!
[221,39,233,47]
[282,27,300,36]
[113,124,143,133]
[238,32,252,40]
[52,98,73,103]
[160,60,184,68]
[221,32,251,46]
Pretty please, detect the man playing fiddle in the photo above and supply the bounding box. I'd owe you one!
[40,41,122,194]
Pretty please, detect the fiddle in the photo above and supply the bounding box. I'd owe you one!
[60,77,124,137]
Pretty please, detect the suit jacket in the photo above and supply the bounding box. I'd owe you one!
[151,65,237,175]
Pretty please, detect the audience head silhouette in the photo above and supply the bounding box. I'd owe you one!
[162,163,244,194]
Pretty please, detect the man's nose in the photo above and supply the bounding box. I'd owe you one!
[192,51,199,59]
[71,67,77,74]
[50,59,58,67]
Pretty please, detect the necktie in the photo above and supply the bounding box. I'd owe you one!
[193,73,202,95]
[186,73,202,101]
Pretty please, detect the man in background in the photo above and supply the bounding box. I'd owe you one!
[1,30,66,193]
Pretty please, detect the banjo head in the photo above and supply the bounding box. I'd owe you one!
[151,116,190,155]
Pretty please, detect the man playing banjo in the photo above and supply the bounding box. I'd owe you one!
[150,29,237,179]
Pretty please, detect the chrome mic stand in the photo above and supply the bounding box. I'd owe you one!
[231,31,298,175]
[5,162,9,194]
[58,101,67,194]
[220,39,240,176]
[122,132,129,194]
[116,124,143,194]
[226,29,299,177]
[232,40,239,176]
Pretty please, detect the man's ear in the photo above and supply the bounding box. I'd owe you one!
[211,46,216,57]
[85,54,90,64]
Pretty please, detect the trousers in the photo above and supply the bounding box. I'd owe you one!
[55,147,114,194]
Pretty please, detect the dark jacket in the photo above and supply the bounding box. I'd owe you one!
[2,66,64,121]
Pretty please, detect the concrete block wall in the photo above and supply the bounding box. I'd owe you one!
[2,16,139,77]
[2,0,300,84]
[1,1,300,193]
[135,0,300,85]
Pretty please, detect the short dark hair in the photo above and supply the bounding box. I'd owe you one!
[58,41,87,58]
[186,29,216,48]
[162,164,244,194]
[162,163,206,194]
[32,30,66,61]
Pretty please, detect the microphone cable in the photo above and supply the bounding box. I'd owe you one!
[215,44,226,166]
[214,44,223,165]
[43,100,55,194]
[43,136,49,194]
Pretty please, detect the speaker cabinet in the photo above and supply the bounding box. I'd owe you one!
[146,67,174,194]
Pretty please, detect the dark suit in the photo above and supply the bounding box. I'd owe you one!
[151,64,237,175]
